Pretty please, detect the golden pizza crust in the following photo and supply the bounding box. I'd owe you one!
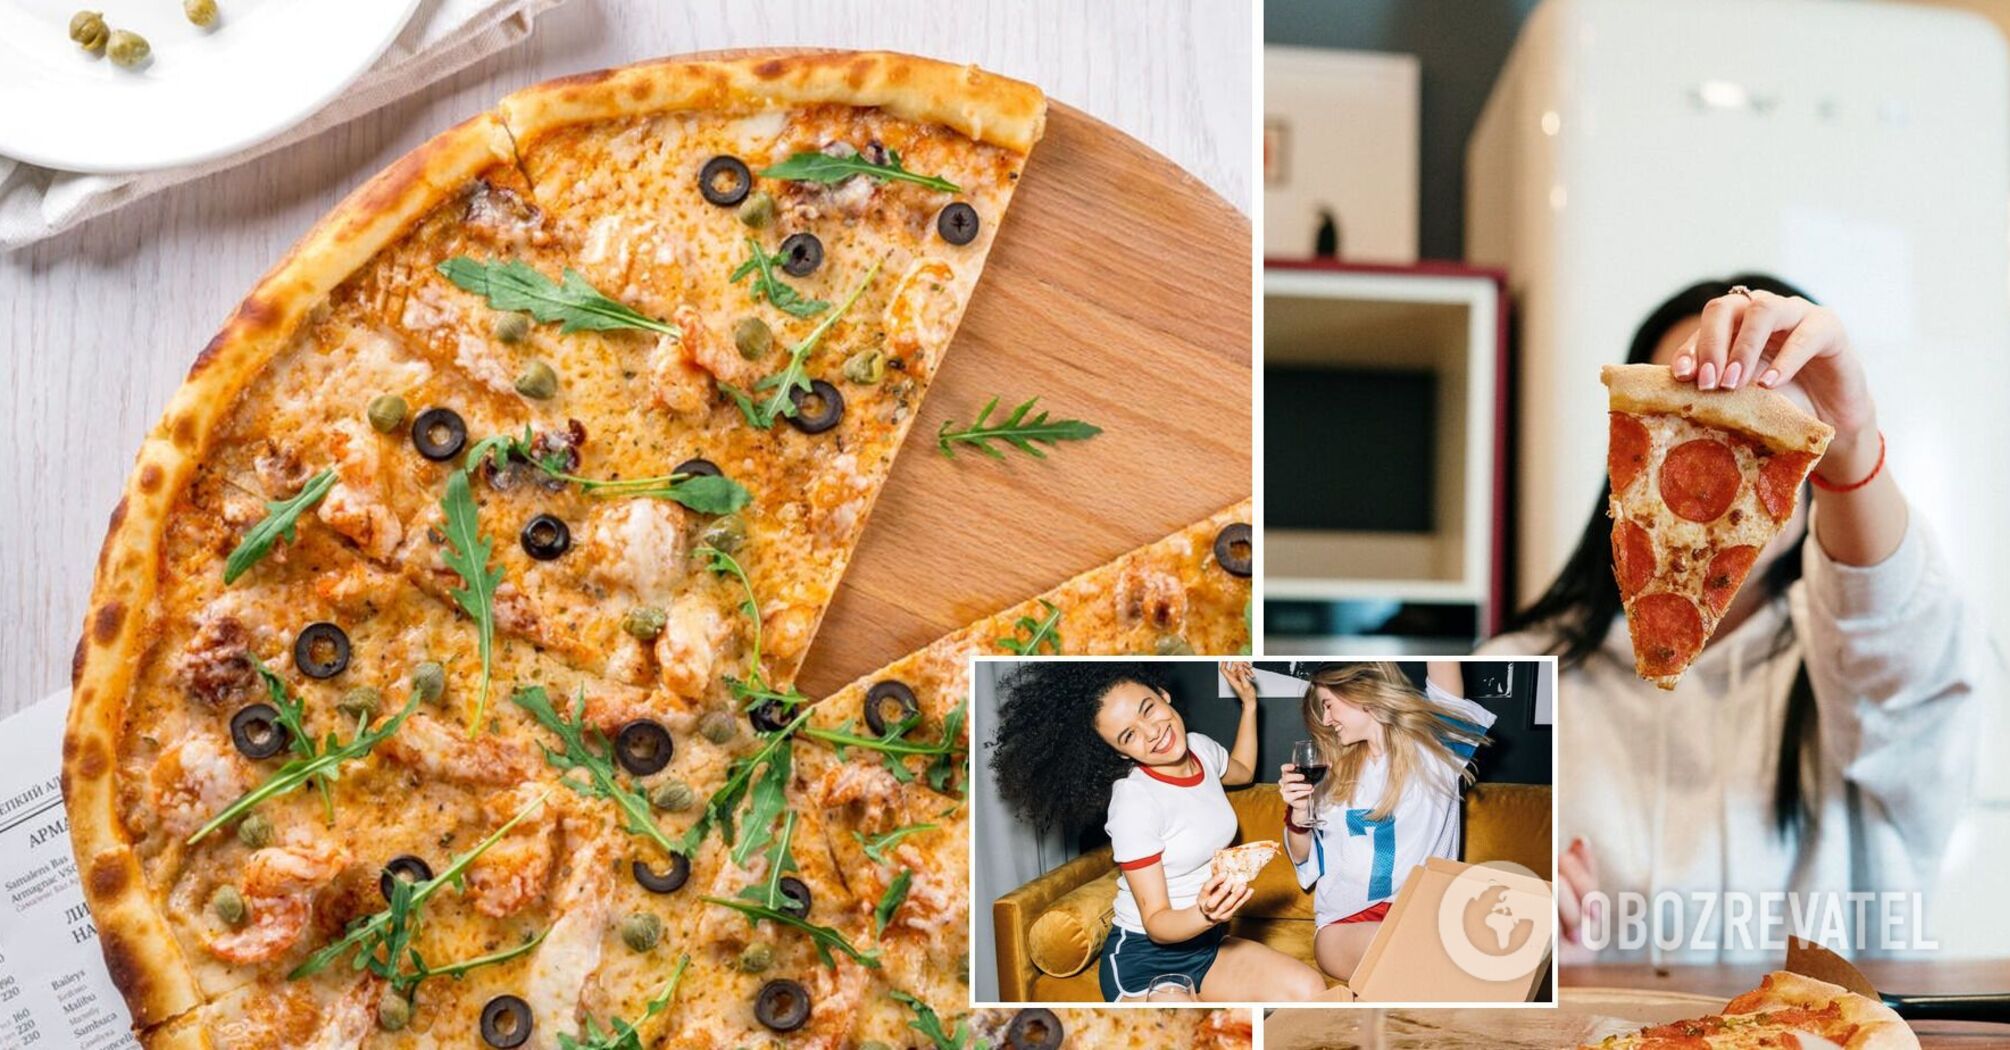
[65,51,1046,1043]
[500,50,1046,156]
[1602,363,1835,455]
[1730,972,1917,1050]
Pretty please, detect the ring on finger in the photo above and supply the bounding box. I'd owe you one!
[1728,284,1753,299]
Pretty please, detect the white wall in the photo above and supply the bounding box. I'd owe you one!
[1263,46,1419,262]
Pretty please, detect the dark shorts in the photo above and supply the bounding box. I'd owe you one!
[1097,923,1226,1001]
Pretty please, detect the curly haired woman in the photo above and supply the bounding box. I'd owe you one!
[989,661,1331,1002]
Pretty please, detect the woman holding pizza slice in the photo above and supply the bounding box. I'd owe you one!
[989,661,1335,1002]
[1487,274,1995,965]
[1276,661,1495,983]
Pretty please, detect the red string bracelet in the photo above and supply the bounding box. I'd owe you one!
[1811,430,1885,493]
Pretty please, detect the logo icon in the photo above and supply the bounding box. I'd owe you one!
[1436,860,1550,981]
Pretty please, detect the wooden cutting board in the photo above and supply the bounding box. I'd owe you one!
[1263,989,1729,1049]
[795,99,1252,694]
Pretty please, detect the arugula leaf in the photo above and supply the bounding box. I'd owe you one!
[760,150,961,193]
[680,704,811,857]
[466,429,751,515]
[290,786,554,982]
[223,469,336,583]
[728,260,881,429]
[890,990,985,1050]
[558,954,690,1050]
[249,660,336,822]
[189,690,421,844]
[937,396,1102,460]
[875,869,912,936]
[702,896,882,969]
[730,237,830,319]
[853,822,938,866]
[511,686,679,857]
[736,810,799,910]
[799,699,969,796]
[437,257,679,337]
[696,544,810,713]
[995,599,1063,656]
[440,467,503,734]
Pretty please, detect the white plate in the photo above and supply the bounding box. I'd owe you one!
[0,0,421,173]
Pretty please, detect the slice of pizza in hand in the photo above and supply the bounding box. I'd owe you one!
[1210,841,1281,888]
[1602,364,1834,688]
[1580,970,1916,1050]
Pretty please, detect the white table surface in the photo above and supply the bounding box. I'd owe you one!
[0,0,1252,714]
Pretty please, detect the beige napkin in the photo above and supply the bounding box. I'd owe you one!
[0,0,568,252]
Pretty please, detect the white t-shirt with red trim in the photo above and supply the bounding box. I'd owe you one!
[1105,732,1239,933]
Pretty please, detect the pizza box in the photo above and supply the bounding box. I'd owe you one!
[1336,856,1554,1004]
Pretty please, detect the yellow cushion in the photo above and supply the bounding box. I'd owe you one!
[1229,785,1314,921]
[1463,782,1554,879]
[1028,871,1118,977]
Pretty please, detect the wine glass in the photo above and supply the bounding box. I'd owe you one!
[1145,973,1197,1002]
[1291,739,1328,828]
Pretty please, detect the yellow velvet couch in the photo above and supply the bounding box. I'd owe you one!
[991,781,1551,1002]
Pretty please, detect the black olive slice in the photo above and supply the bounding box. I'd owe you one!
[614,720,674,776]
[778,232,823,277]
[379,855,434,902]
[700,155,752,206]
[937,201,981,245]
[293,621,351,679]
[229,703,290,760]
[754,979,811,1033]
[480,994,532,1049]
[520,513,571,561]
[632,854,691,894]
[1212,522,1253,578]
[410,407,468,462]
[776,876,812,919]
[863,680,920,737]
[748,698,793,734]
[785,380,844,435]
[673,457,722,479]
[1005,1008,1064,1050]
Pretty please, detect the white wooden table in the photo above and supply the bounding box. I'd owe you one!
[0,0,1251,714]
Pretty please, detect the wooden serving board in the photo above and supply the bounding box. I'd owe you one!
[1264,989,1728,1049]
[795,100,1252,694]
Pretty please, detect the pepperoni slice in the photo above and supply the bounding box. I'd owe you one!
[1702,545,1759,616]
[1628,593,1705,679]
[1659,439,1741,522]
[1611,519,1656,598]
[1757,451,1816,523]
[1608,413,1651,495]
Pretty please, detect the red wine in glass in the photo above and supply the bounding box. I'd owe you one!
[1291,740,1327,828]
[1299,764,1329,785]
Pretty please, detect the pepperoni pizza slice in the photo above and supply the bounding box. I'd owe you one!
[1579,971,1916,1050]
[1602,364,1834,688]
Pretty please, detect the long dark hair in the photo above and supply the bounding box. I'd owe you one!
[1503,273,1819,836]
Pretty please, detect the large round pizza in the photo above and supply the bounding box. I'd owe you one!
[62,52,1252,1049]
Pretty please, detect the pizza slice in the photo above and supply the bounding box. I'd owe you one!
[968,1007,1253,1049]
[1602,364,1834,688]
[1211,841,1281,887]
[1580,971,1916,1050]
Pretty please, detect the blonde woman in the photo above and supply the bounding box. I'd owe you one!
[1278,661,1495,982]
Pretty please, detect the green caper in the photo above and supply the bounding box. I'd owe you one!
[411,661,446,704]
[622,606,668,641]
[105,28,149,68]
[732,316,773,360]
[209,884,246,926]
[236,813,273,849]
[336,687,381,722]
[184,0,219,28]
[69,11,108,53]
[842,349,886,385]
[650,779,694,812]
[737,190,776,228]
[697,709,737,746]
[619,911,662,952]
[1154,634,1196,656]
[495,313,531,344]
[737,941,773,973]
[698,513,746,554]
[376,994,411,1032]
[515,360,558,400]
[366,394,407,434]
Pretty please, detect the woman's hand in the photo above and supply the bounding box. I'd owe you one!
[1278,763,1315,824]
[1223,661,1258,706]
[1672,289,1880,485]
[1196,871,1252,925]
[1557,836,1601,957]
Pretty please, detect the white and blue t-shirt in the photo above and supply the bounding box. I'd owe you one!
[1288,681,1496,927]
[1105,733,1239,933]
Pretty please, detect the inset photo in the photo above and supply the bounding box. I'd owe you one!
[972,657,1556,1006]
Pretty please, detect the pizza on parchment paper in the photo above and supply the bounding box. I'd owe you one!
[56,48,1243,1050]
[1603,364,1834,688]
[1580,971,1916,1050]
